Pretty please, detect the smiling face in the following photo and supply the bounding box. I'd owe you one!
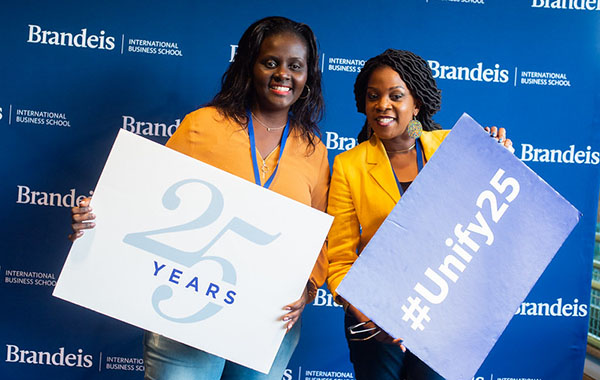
[252,32,309,113]
[365,65,420,143]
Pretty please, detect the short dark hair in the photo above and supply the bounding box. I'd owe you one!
[210,16,324,149]
[355,49,442,143]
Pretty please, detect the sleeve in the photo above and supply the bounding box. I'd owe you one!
[305,144,331,302]
[165,112,200,157]
[326,155,361,304]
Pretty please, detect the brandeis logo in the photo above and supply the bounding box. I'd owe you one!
[532,0,600,10]
[27,24,116,50]
[5,345,93,368]
[427,60,510,83]
[520,144,600,165]
[124,179,281,323]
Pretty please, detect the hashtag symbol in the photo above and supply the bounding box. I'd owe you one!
[401,296,431,331]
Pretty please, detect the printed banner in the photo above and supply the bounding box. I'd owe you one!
[2,2,599,379]
[53,130,333,373]
[337,114,581,380]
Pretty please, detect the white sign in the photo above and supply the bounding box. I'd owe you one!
[53,129,333,373]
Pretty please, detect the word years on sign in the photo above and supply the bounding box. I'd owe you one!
[401,168,520,331]
[153,260,237,304]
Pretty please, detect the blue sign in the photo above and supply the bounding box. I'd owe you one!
[337,114,581,380]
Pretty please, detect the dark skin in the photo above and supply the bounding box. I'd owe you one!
[343,66,514,349]
[366,67,513,181]
[251,32,308,159]
[69,31,313,333]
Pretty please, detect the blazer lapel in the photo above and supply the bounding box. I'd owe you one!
[366,136,400,203]
[419,130,444,161]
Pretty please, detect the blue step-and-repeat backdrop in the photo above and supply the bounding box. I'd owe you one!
[1,1,599,379]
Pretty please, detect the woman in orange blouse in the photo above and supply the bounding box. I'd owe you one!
[69,16,329,380]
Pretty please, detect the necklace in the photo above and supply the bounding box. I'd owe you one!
[246,109,290,189]
[251,112,286,132]
[259,146,280,180]
[385,143,416,154]
[261,160,268,179]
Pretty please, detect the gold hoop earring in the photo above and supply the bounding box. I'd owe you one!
[299,85,311,100]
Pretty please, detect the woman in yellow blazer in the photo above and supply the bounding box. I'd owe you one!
[326,49,513,380]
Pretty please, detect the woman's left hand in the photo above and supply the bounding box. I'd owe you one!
[282,285,310,332]
[484,126,515,154]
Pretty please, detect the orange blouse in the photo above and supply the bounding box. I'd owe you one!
[166,106,330,300]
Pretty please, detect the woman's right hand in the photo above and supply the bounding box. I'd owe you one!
[68,197,95,242]
[346,303,406,351]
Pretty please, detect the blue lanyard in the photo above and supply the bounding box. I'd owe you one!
[391,139,424,196]
[246,110,290,189]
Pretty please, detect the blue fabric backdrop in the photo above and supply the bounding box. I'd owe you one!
[1,1,599,379]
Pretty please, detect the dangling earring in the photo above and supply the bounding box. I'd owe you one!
[299,85,311,100]
[407,115,422,139]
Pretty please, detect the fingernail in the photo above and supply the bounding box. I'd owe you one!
[283,317,290,321]
[285,307,291,311]
[491,131,497,137]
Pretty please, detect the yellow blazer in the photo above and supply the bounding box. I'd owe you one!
[326,130,450,301]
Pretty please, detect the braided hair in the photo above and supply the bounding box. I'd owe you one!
[354,49,442,143]
[210,16,324,150]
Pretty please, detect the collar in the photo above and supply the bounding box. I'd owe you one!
[365,132,437,203]
[366,134,401,203]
